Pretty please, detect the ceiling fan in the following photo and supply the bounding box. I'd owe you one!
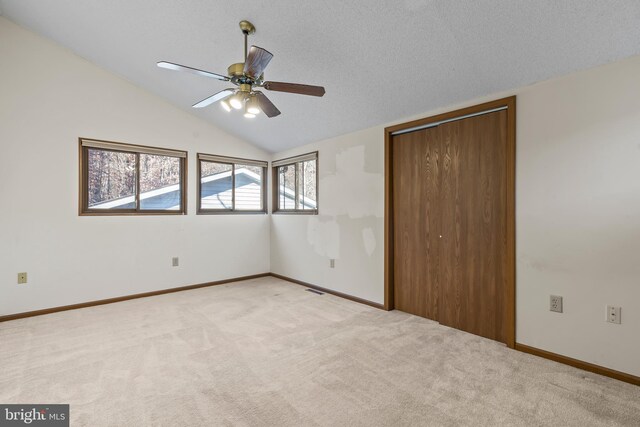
[157,20,325,119]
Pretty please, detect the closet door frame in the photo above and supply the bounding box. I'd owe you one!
[384,96,516,348]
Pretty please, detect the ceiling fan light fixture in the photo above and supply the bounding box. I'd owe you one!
[244,102,257,118]
[246,95,261,115]
[229,93,244,110]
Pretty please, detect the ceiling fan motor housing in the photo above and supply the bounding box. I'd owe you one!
[227,63,244,78]
[227,62,264,87]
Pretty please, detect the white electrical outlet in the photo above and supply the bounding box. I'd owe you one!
[550,295,563,313]
[607,305,621,324]
[330,259,335,268]
[172,257,179,267]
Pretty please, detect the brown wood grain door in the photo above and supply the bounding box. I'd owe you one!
[392,126,441,320]
[392,110,509,344]
[437,110,507,343]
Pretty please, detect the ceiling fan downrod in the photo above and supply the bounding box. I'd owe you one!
[239,20,255,63]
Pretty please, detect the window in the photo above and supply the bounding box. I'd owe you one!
[79,138,187,215]
[197,153,268,214]
[272,152,318,213]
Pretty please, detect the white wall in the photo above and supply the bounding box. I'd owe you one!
[270,55,640,376]
[0,17,270,316]
[271,129,385,303]
[516,56,640,377]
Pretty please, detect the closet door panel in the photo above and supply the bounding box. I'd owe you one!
[393,126,441,320]
[437,111,508,343]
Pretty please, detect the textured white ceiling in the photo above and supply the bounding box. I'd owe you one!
[2,1,640,152]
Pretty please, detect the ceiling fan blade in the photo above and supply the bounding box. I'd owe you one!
[243,46,273,79]
[157,61,229,81]
[255,92,281,118]
[192,89,235,109]
[263,81,325,97]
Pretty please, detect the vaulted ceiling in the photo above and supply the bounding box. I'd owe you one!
[2,1,640,152]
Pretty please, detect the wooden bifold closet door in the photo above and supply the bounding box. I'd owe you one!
[393,110,508,344]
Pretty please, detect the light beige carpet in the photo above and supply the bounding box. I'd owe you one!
[1,277,639,426]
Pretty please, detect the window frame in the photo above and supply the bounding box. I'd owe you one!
[78,138,187,216]
[196,153,268,215]
[272,151,319,215]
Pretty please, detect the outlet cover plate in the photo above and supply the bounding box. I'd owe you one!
[17,272,27,284]
[172,257,179,267]
[607,305,621,324]
[550,295,563,313]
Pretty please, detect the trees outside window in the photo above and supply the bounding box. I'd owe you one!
[272,152,318,214]
[79,138,186,215]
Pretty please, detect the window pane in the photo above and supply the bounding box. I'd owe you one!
[139,154,182,210]
[87,148,136,209]
[235,164,263,211]
[278,165,296,210]
[200,161,232,209]
[299,159,317,210]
